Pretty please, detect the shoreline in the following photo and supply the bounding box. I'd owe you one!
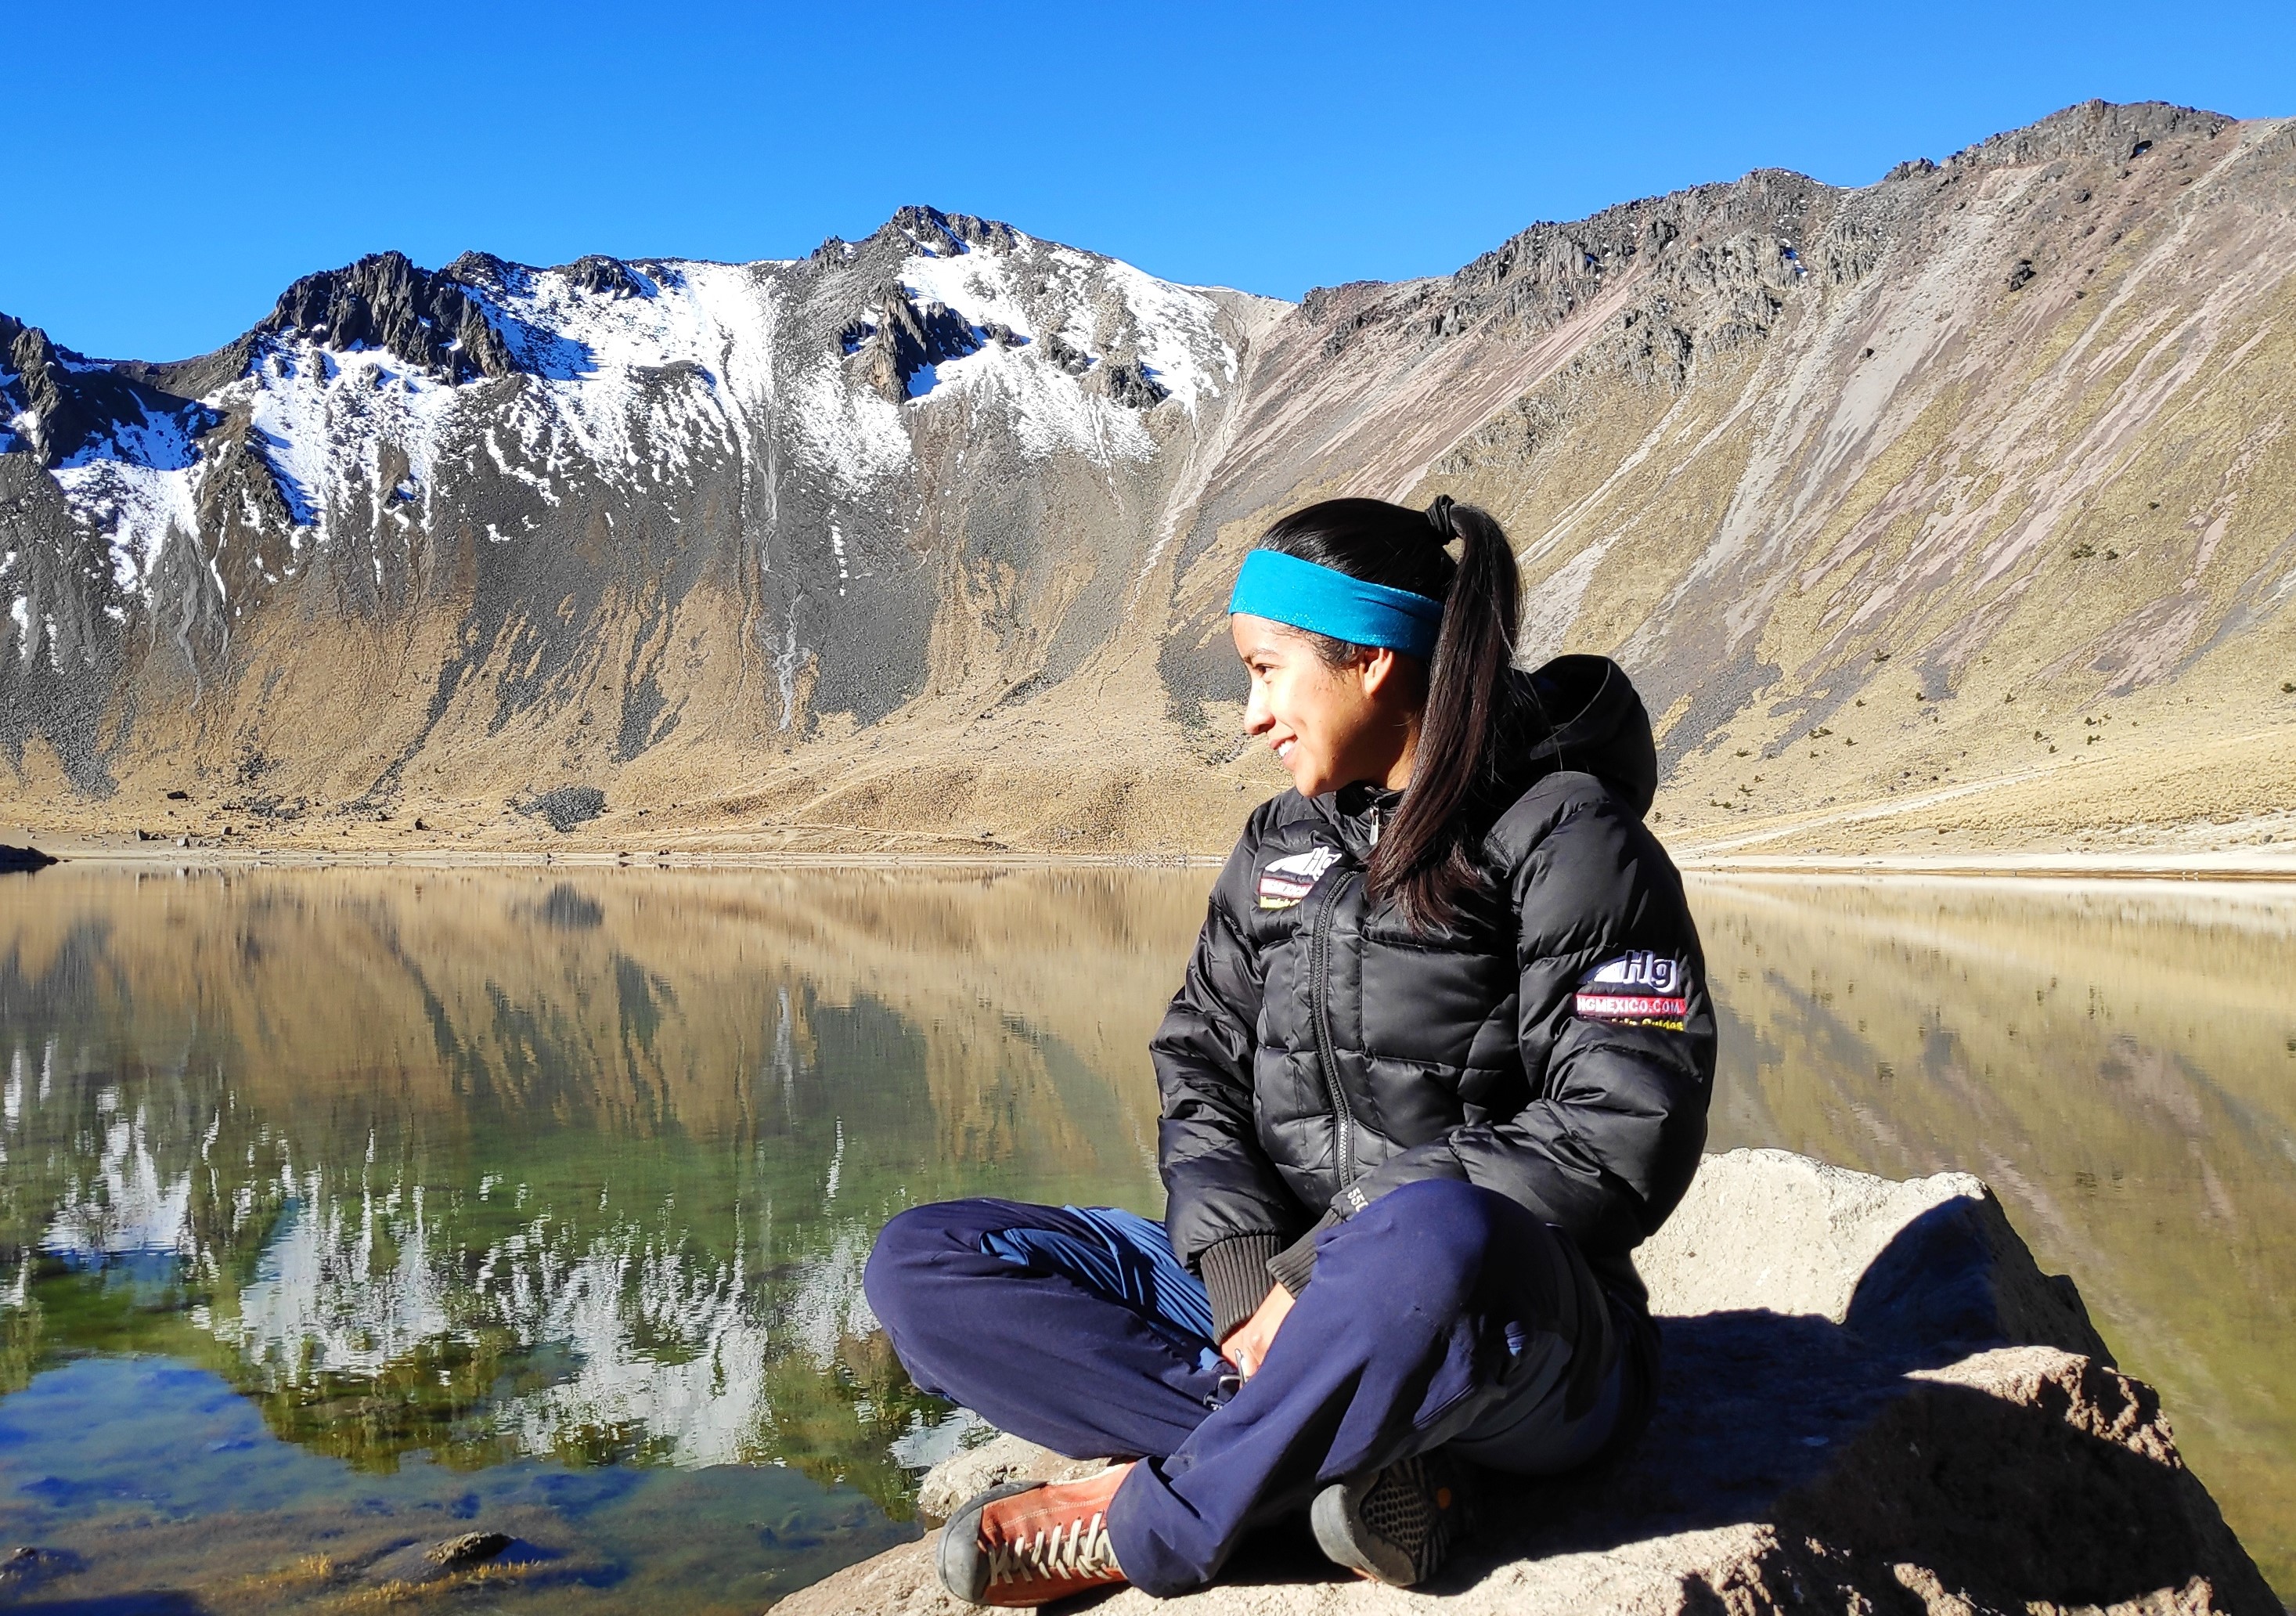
[1678,850,2296,882]
[9,838,2296,885]
[0,840,1220,871]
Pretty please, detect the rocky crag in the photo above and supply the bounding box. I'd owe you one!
[6,101,2296,856]
[778,1149,2280,1616]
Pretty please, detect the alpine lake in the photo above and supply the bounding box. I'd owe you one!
[0,864,2290,1611]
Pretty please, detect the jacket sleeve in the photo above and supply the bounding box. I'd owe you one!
[1153,817,1307,1329]
[1316,787,1715,1259]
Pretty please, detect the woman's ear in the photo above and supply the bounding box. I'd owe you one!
[1357,647,1401,698]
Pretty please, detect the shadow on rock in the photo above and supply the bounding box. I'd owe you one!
[1480,1314,2268,1612]
[1443,1184,2274,1614]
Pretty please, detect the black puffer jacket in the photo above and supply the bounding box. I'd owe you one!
[1153,655,1715,1342]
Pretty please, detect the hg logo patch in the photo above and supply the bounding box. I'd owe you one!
[1574,950,1690,1030]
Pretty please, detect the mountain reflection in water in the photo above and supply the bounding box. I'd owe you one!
[0,866,1188,1613]
[0,866,2290,1608]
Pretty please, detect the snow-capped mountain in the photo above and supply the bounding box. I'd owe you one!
[4,206,1274,803]
[9,103,2296,852]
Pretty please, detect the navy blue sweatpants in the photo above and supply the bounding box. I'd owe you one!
[864,1178,1630,1596]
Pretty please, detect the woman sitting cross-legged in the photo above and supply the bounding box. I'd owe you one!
[863,496,1716,1605]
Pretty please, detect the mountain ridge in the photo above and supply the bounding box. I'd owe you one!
[5,101,2295,858]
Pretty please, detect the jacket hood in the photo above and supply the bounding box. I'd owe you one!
[1508,654,1658,817]
[1307,655,1659,847]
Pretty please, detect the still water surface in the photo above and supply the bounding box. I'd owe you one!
[0,866,2288,1608]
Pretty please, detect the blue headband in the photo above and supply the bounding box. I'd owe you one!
[1227,549,1444,659]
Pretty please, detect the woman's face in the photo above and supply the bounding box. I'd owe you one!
[1232,614,1422,797]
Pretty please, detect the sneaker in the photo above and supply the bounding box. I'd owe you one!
[937,1463,1133,1607]
[1310,1452,1467,1587]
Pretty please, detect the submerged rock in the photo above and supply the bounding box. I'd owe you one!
[778,1149,2276,1615]
[0,1546,84,1596]
[427,1531,514,1571]
[361,1529,524,1586]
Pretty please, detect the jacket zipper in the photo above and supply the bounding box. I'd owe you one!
[1310,868,1358,1188]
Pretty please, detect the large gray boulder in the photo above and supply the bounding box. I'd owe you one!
[1633,1149,2110,1358]
[780,1150,2277,1615]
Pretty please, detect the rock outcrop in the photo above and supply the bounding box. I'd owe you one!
[0,311,214,468]
[254,250,521,384]
[777,1149,2277,1615]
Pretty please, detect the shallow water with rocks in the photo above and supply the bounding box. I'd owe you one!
[0,865,2287,1608]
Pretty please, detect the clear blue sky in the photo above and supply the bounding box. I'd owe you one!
[9,0,2291,361]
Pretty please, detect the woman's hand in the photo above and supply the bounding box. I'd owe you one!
[1221,1283,1296,1378]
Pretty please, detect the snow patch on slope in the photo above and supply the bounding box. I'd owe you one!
[894,234,1238,464]
[926,339,1156,464]
[238,344,463,544]
[479,259,779,489]
[791,356,910,496]
[49,409,206,596]
[1054,246,1235,409]
[49,460,200,597]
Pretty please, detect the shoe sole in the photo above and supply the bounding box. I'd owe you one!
[936,1481,1035,1604]
[1310,1475,1420,1587]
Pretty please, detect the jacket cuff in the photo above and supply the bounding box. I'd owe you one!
[1265,1209,1342,1297]
[1199,1235,1286,1341]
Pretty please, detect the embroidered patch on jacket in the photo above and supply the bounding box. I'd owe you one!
[1256,846,1341,910]
[1574,950,1690,1030]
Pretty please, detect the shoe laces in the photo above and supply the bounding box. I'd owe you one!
[985,1508,1122,1589]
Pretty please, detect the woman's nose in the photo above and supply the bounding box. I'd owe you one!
[1242,684,1273,735]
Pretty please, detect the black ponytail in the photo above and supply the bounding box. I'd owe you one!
[1254,495,1523,930]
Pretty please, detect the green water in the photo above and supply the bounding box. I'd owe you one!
[0,865,2288,1608]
